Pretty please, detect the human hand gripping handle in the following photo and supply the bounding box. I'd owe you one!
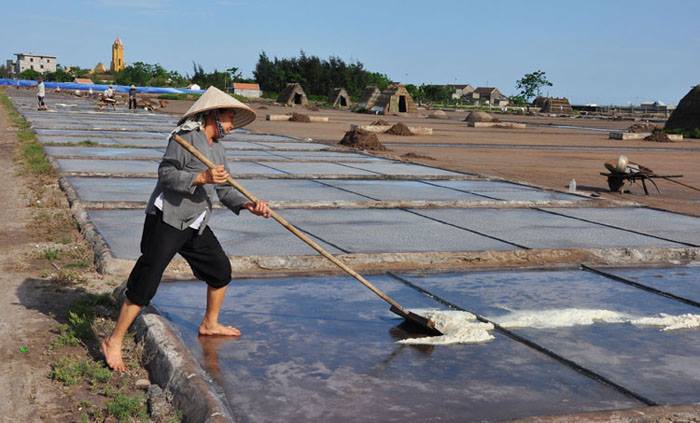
[193,164,270,217]
[243,200,271,218]
[194,165,230,185]
[171,134,441,335]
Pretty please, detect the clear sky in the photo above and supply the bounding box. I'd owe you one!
[2,0,698,105]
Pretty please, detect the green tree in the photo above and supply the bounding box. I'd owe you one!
[113,62,188,87]
[71,67,92,78]
[190,62,231,91]
[404,84,420,101]
[115,62,153,86]
[420,84,453,103]
[508,95,527,106]
[45,65,74,82]
[19,69,41,80]
[253,51,391,99]
[516,70,552,103]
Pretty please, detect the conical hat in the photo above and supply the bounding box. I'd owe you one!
[178,86,256,128]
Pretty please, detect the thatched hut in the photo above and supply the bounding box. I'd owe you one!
[373,84,417,114]
[329,88,351,108]
[277,83,308,106]
[356,85,381,110]
[532,96,547,108]
[665,85,700,133]
[539,97,573,114]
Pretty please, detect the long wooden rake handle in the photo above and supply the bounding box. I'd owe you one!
[660,176,700,193]
[172,135,420,320]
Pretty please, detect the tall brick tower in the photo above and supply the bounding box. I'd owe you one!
[111,37,124,72]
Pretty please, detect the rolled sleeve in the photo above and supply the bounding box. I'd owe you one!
[217,185,249,215]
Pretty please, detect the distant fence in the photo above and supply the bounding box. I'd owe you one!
[572,104,672,116]
[0,78,205,95]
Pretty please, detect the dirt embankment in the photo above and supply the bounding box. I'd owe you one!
[0,90,179,421]
[159,99,700,216]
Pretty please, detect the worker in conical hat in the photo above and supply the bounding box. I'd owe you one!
[128,84,137,110]
[102,86,269,372]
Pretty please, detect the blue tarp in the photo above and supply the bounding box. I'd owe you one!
[0,78,205,95]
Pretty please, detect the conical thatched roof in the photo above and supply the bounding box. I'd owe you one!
[373,84,417,114]
[329,88,351,108]
[532,96,547,108]
[356,85,382,110]
[276,83,308,106]
[665,85,700,132]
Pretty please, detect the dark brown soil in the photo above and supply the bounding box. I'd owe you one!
[305,105,320,112]
[644,128,673,143]
[402,152,435,160]
[164,99,700,216]
[289,112,311,123]
[628,122,659,133]
[370,119,391,126]
[339,128,387,151]
[257,106,268,110]
[385,122,414,136]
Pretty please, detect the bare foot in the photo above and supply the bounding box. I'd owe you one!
[101,337,126,372]
[198,321,241,337]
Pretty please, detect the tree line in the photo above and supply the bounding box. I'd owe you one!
[253,51,392,98]
[0,61,249,91]
[1,54,555,106]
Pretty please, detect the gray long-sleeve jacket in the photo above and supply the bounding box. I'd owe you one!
[145,129,248,233]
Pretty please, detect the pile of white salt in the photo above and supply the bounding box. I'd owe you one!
[397,309,494,345]
[397,308,700,346]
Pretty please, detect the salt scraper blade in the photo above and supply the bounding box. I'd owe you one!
[390,306,443,336]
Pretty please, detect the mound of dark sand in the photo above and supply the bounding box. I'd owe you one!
[644,128,673,143]
[257,105,269,110]
[339,128,387,151]
[370,119,391,126]
[289,112,311,123]
[628,122,658,133]
[385,122,414,136]
[428,110,448,119]
[464,111,499,123]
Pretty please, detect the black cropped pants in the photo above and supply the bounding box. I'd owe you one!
[125,210,231,306]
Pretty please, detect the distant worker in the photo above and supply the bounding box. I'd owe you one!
[104,85,114,99]
[36,78,47,111]
[103,85,116,110]
[128,84,137,110]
